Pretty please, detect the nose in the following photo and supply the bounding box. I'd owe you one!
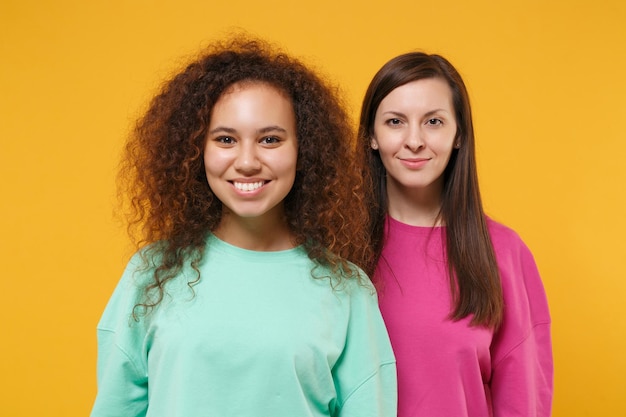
[405,126,424,152]
[234,141,262,173]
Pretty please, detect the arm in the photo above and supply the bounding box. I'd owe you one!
[90,257,150,417]
[333,281,397,417]
[90,329,149,417]
[491,322,553,417]
[337,362,397,417]
[490,236,553,417]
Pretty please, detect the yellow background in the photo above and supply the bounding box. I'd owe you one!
[1,0,624,415]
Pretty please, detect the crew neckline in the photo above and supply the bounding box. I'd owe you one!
[207,233,306,262]
[386,215,446,235]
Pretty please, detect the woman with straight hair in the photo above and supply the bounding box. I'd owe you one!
[357,52,553,416]
[90,36,396,417]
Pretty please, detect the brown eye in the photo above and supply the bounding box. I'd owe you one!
[217,136,235,144]
[260,136,280,144]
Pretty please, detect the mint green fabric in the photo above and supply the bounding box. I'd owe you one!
[91,235,396,417]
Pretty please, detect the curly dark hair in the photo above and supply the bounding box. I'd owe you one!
[119,35,372,316]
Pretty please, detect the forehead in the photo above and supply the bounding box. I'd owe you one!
[209,81,296,128]
[378,77,454,111]
[220,80,289,101]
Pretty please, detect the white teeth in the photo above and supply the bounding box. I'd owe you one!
[233,181,264,191]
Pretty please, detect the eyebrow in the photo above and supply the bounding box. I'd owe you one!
[381,111,407,118]
[423,109,450,117]
[258,125,288,134]
[208,125,288,135]
[382,109,450,118]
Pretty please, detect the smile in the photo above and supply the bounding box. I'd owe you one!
[232,181,266,192]
[399,157,430,169]
[400,157,430,162]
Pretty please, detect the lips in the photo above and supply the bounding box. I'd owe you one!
[400,157,430,163]
[399,157,430,169]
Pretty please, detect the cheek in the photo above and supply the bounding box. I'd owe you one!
[203,151,229,175]
[373,129,400,151]
[435,140,456,157]
[273,148,298,175]
[376,143,397,162]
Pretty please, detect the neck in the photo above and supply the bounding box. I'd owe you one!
[214,212,295,251]
[386,180,444,227]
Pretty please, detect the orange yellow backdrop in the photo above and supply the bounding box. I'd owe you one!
[1,0,625,415]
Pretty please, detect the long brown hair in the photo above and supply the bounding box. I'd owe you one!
[357,52,503,328]
[120,36,370,317]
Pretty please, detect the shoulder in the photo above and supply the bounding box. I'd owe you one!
[336,261,376,292]
[99,245,168,322]
[314,259,377,303]
[486,217,525,248]
[347,271,377,300]
[97,252,147,331]
[485,216,537,267]
[485,217,536,263]
[486,217,551,321]
[487,220,552,367]
[118,246,165,289]
[113,250,152,294]
[486,217,546,300]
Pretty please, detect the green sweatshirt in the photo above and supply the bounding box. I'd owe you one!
[91,235,397,416]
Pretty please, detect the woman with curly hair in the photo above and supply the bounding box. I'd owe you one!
[90,37,396,417]
[357,52,552,416]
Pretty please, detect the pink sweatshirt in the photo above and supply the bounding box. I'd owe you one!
[377,216,553,417]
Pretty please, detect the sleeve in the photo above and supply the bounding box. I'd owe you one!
[332,281,397,417]
[90,256,150,417]
[490,236,553,417]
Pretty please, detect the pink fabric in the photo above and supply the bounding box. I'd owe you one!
[376,216,553,417]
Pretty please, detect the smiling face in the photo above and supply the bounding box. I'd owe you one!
[372,77,458,205]
[204,82,298,231]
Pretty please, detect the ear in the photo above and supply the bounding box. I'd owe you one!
[454,131,462,149]
[370,137,379,150]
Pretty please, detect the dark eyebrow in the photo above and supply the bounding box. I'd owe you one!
[381,111,407,118]
[381,109,450,118]
[257,125,287,134]
[208,126,236,135]
[208,125,288,135]
[423,109,449,117]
